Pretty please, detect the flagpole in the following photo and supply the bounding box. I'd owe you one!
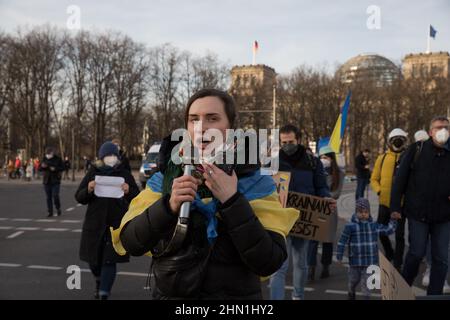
[252,49,256,65]
[272,84,276,128]
[426,26,431,53]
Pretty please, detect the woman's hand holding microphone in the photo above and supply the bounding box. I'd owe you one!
[168,162,238,214]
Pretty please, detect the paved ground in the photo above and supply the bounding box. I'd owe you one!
[0,175,445,300]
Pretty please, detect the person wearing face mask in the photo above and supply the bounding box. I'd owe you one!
[391,116,450,296]
[370,128,408,271]
[269,125,336,300]
[307,146,345,281]
[415,130,450,292]
[75,141,139,299]
[39,147,65,217]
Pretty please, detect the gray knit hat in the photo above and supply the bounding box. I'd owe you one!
[355,198,370,213]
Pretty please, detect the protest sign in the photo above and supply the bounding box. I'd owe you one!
[272,171,291,208]
[286,192,337,242]
[379,251,415,300]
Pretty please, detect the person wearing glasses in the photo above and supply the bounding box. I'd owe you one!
[391,116,450,296]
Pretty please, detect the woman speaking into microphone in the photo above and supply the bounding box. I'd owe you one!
[111,88,299,300]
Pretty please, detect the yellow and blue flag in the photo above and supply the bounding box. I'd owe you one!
[329,91,351,154]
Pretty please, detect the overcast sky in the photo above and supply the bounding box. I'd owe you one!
[1,0,449,74]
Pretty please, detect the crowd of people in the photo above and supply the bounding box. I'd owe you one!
[3,89,449,300]
[3,154,72,181]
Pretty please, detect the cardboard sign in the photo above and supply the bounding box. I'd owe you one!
[272,171,291,208]
[286,192,337,242]
[379,251,415,300]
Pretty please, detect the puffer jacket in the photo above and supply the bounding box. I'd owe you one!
[370,150,402,207]
[336,213,397,266]
[117,169,298,299]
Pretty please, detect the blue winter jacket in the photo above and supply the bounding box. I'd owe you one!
[336,213,397,266]
[279,145,330,198]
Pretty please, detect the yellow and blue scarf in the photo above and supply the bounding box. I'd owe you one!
[111,168,299,257]
[147,168,277,243]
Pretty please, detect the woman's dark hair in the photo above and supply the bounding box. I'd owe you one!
[324,152,340,192]
[184,88,236,128]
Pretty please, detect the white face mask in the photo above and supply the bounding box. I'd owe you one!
[45,154,53,159]
[320,158,331,169]
[103,155,118,167]
[435,128,449,145]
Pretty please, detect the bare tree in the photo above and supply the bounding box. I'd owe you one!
[3,26,63,159]
[110,35,149,155]
[148,44,184,139]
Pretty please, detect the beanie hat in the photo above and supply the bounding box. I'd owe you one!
[98,141,119,160]
[355,198,370,213]
[319,145,334,157]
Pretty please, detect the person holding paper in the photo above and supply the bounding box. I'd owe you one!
[75,141,139,300]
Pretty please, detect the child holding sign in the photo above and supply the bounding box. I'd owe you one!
[336,198,401,299]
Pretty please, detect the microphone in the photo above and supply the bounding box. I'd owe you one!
[179,164,195,224]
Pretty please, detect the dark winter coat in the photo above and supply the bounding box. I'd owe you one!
[75,163,139,266]
[391,139,450,224]
[279,145,331,197]
[117,139,293,299]
[355,153,371,179]
[39,155,65,185]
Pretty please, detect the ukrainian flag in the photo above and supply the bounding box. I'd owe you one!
[329,91,351,154]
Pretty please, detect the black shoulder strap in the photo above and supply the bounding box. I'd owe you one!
[306,153,317,171]
[411,141,424,170]
[379,153,388,171]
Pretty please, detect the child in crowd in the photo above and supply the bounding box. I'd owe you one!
[336,198,401,299]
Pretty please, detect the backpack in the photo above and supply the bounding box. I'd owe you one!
[380,141,424,176]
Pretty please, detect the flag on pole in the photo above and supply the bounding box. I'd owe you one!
[430,25,437,39]
[253,40,259,53]
[252,41,258,65]
[329,91,351,154]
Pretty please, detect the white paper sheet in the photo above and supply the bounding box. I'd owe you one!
[94,175,125,198]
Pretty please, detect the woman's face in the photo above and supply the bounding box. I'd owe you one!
[187,96,230,151]
[320,155,331,162]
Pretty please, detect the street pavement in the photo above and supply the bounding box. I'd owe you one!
[0,174,443,300]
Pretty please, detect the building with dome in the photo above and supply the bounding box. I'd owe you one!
[336,53,400,86]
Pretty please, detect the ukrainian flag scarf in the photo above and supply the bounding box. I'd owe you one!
[111,164,299,257]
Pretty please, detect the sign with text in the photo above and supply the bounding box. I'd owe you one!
[379,251,415,300]
[272,171,291,208]
[286,192,337,242]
